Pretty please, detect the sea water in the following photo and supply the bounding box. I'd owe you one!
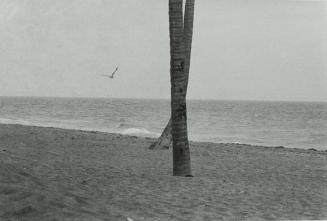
[0,96,326,150]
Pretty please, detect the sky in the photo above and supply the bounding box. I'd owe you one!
[0,0,326,102]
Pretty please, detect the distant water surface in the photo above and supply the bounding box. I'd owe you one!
[0,97,326,150]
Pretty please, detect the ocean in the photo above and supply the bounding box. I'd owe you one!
[0,96,326,150]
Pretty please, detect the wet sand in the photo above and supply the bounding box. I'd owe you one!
[0,124,326,220]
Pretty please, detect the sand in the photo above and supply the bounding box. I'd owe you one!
[0,124,326,221]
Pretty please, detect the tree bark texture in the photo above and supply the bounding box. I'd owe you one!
[169,0,191,176]
[149,0,195,151]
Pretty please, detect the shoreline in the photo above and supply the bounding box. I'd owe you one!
[1,122,326,153]
[1,123,326,220]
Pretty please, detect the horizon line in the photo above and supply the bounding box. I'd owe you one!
[1,95,326,104]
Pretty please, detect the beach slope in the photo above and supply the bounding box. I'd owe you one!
[0,124,326,220]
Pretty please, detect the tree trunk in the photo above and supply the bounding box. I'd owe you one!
[149,0,195,150]
[182,0,195,91]
[148,118,172,149]
[169,0,191,176]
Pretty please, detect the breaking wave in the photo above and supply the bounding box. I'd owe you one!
[0,118,34,126]
[121,128,159,137]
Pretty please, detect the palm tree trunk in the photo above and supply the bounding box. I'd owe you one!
[182,0,195,91]
[148,118,172,149]
[149,0,195,150]
[169,0,191,176]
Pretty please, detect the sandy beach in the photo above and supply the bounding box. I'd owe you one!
[0,124,326,220]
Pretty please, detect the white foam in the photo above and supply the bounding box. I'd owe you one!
[0,118,33,126]
[122,128,159,137]
[0,118,159,138]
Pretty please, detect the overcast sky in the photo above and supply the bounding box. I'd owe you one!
[0,0,326,101]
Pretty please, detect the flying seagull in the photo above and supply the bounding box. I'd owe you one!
[101,67,118,79]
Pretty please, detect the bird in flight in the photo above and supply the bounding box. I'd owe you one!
[101,67,118,79]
